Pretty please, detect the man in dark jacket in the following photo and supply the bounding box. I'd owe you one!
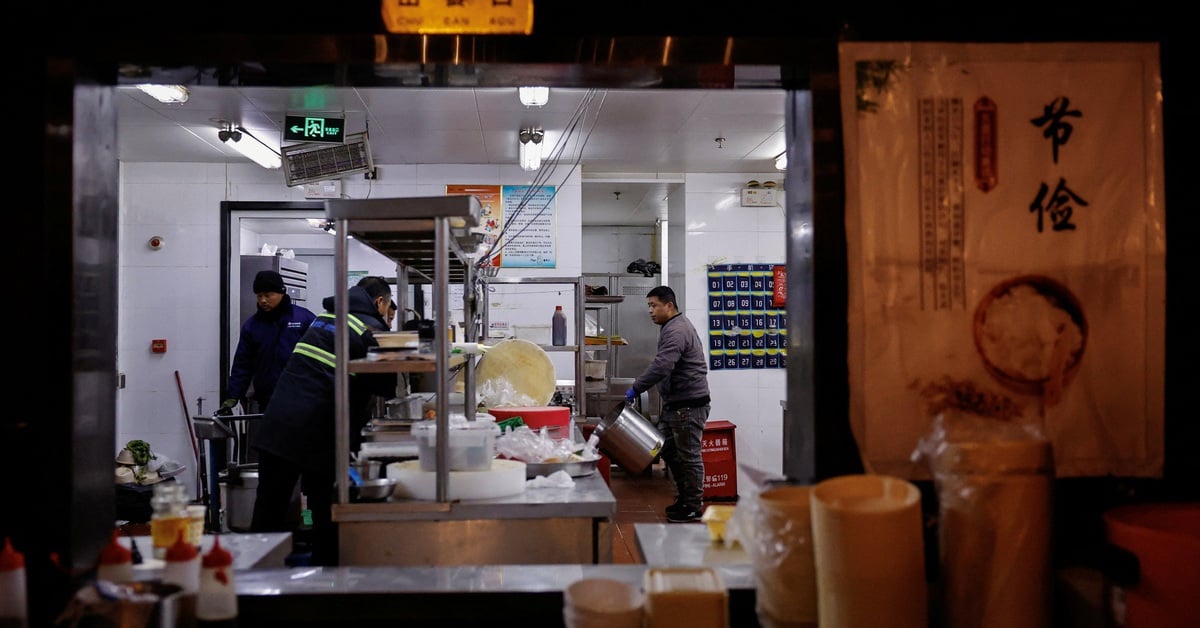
[221,270,316,414]
[626,285,711,523]
[249,285,396,566]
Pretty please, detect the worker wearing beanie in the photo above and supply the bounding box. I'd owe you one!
[221,270,317,416]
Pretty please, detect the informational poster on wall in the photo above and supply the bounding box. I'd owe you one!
[839,42,1166,478]
[446,184,556,268]
[706,263,787,371]
[446,185,502,266]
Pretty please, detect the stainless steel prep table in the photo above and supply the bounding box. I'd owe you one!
[234,563,757,627]
[120,532,293,571]
[635,522,750,567]
[334,471,616,565]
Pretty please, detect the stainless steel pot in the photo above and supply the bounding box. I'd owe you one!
[595,402,664,474]
[219,463,258,532]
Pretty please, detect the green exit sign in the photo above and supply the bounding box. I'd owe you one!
[283,115,345,143]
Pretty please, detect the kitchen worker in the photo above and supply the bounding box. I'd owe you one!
[219,270,316,415]
[250,284,397,566]
[626,285,711,523]
[356,275,394,326]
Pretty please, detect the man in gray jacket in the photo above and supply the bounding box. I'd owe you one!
[626,285,711,522]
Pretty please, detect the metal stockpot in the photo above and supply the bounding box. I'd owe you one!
[595,402,664,474]
[219,463,259,532]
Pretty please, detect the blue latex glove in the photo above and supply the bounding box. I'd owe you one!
[625,388,637,404]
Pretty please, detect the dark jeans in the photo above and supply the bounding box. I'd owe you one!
[251,450,338,566]
[658,405,710,509]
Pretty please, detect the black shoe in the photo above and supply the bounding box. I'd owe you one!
[667,506,703,523]
[664,498,686,517]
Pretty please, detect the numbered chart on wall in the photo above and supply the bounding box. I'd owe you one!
[707,263,786,370]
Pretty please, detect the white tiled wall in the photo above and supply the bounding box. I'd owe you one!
[681,173,788,485]
[117,162,784,498]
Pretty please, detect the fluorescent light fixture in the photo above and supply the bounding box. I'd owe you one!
[518,127,544,171]
[219,126,282,169]
[775,152,788,171]
[518,86,549,107]
[136,84,190,103]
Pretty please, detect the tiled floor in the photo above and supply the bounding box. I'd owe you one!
[607,460,693,564]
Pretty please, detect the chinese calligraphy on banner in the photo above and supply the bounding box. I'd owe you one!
[707,264,787,370]
[839,43,1166,478]
[446,184,557,268]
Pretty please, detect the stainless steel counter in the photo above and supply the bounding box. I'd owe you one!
[233,563,758,627]
[120,532,293,571]
[634,522,750,567]
[334,472,617,566]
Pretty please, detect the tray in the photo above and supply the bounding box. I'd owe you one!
[585,295,625,304]
[523,456,601,479]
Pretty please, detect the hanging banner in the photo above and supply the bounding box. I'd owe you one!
[839,42,1166,478]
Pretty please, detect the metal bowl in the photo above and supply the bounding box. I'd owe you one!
[524,457,601,479]
[350,477,397,502]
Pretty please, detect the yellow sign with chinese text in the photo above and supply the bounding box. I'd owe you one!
[381,0,533,35]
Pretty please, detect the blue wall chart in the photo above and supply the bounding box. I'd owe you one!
[707,263,787,370]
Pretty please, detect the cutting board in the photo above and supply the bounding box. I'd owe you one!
[386,459,526,501]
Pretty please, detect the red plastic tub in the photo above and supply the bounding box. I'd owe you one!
[489,406,571,436]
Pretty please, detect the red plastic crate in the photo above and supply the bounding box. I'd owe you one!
[701,420,737,502]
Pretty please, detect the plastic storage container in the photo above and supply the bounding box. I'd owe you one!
[412,415,499,471]
[150,482,190,559]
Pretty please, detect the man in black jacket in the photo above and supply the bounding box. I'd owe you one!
[249,285,396,565]
[626,285,711,523]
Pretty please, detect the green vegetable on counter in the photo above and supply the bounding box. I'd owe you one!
[125,439,156,466]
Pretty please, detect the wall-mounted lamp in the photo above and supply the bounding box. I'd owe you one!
[518,86,549,107]
[218,125,282,169]
[137,84,190,104]
[775,151,788,171]
[518,127,544,171]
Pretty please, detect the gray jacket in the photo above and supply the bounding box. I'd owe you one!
[632,313,710,407]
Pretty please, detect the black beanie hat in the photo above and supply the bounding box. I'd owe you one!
[253,270,287,294]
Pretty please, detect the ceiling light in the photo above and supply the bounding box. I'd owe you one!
[219,126,282,169]
[518,86,549,107]
[518,127,544,171]
[775,152,788,171]
[136,84,190,104]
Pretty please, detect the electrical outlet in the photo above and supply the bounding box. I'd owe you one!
[363,168,378,180]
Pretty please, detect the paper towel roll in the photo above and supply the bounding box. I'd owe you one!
[810,474,926,628]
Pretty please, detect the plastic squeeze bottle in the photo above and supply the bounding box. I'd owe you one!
[96,529,134,584]
[197,536,237,627]
[0,537,27,628]
[552,305,567,346]
[162,529,200,593]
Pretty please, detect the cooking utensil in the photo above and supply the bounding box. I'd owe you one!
[350,459,381,481]
[348,467,364,486]
[350,478,397,502]
[595,402,664,474]
[524,456,601,479]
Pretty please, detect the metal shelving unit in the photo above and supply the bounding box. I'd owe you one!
[326,195,484,506]
[478,275,587,419]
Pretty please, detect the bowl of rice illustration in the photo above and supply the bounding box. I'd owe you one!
[973,274,1087,401]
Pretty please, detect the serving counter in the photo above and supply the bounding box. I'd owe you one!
[333,472,616,565]
[234,563,758,627]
